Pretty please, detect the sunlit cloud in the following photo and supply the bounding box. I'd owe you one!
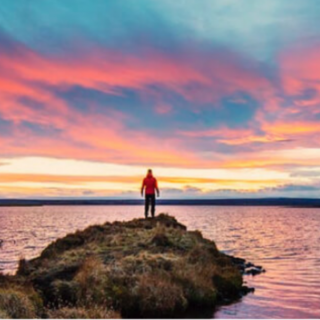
[1,0,320,197]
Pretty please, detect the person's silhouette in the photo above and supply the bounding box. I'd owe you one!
[141,169,160,218]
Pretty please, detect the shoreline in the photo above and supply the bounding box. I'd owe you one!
[1,197,320,208]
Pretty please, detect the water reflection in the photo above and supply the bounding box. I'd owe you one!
[0,205,319,318]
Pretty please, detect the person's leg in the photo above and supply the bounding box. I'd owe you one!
[145,195,150,218]
[151,194,156,218]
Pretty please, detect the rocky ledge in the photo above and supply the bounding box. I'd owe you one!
[0,214,264,318]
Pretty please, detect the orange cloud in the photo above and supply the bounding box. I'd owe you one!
[178,127,288,146]
[0,173,283,186]
[263,122,320,135]
[178,127,252,139]
[217,135,288,145]
[222,153,320,169]
[0,185,123,198]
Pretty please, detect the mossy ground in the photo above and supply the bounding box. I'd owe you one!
[0,214,245,318]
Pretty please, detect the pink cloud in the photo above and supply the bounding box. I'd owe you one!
[6,38,320,170]
[279,43,320,95]
[0,39,278,168]
[0,40,272,106]
[154,103,172,115]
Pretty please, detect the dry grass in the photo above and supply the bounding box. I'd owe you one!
[122,272,187,318]
[0,287,42,319]
[74,257,109,306]
[46,306,120,319]
[0,309,9,319]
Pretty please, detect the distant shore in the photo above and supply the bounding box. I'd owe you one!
[1,198,320,207]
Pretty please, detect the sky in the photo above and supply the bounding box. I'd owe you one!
[1,0,320,199]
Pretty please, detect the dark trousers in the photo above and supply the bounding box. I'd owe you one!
[145,194,156,218]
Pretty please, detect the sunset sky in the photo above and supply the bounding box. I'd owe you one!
[1,0,320,199]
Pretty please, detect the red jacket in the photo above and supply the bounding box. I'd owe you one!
[142,174,158,195]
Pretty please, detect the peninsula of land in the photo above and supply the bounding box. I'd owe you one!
[0,214,263,318]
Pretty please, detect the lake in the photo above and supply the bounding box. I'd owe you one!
[0,205,319,318]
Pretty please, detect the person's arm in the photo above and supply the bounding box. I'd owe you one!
[155,179,160,197]
[141,179,145,196]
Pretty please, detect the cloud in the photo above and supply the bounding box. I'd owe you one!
[290,169,320,178]
[0,35,270,105]
[5,0,319,62]
[2,1,320,197]
[272,184,320,192]
[154,103,172,115]
[0,173,285,188]
[0,30,276,168]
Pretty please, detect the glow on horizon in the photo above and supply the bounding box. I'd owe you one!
[0,156,311,198]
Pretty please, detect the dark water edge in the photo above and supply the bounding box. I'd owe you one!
[2,197,320,207]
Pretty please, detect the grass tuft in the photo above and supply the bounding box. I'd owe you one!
[0,287,42,319]
[46,306,120,319]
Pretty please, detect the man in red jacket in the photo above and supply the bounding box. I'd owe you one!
[141,169,160,218]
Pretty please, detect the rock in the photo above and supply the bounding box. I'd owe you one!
[227,256,265,278]
[241,286,255,295]
[245,267,264,276]
[230,256,246,265]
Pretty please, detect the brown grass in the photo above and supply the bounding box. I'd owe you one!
[0,287,42,319]
[74,256,109,306]
[123,272,187,317]
[46,306,120,319]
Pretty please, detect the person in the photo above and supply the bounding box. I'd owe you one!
[141,169,160,218]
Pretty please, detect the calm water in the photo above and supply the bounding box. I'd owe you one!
[0,205,319,318]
